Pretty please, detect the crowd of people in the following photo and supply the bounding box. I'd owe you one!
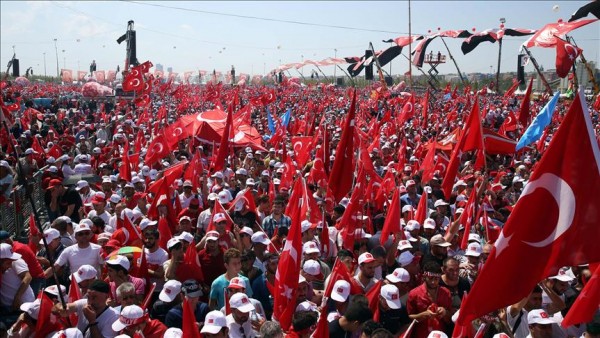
[0,75,599,338]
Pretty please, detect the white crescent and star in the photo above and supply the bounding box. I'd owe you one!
[564,44,579,61]
[172,127,183,137]
[153,142,164,155]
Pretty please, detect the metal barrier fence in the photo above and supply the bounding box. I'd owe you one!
[0,168,48,240]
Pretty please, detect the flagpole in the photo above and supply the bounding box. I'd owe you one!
[315,65,330,83]
[336,65,355,87]
[440,37,467,86]
[521,46,553,95]
[369,42,388,90]
[566,35,598,94]
[407,0,413,90]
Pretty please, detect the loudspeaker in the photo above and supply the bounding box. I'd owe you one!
[278,72,283,83]
[517,54,525,85]
[336,77,344,86]
[12,59,19,77]
[365,50,374,81]
[385,76,393,86]
[128,30,139,67]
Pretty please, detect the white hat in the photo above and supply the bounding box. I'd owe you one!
[427,331,449,338]
[40,228,61,244]
[236,168,248,175]
[163,328,183,338]
[527,309,556,325]
[295,301,319,312]
[251,231,271,245]
[401,205,414,214]
[218,191,230,204]
[434,200,449,208]
[331,280,350,302]
[75,180,89,191]
[44,284,67,298]
[207,193,219,201]
[301,220,316,233]
[212,213,227,223]
[397,240,413,251]
[159,280,182,302]
[211,171,224,179]
[20,299,41,319]
[177,231,194,244]
[205,231,220,241]
[139,218,158,231]
[72,264,98,283]
[380,284,402,309]
[303,241,320,255]
[102,177,112,184]
[550,267,576,282]
[245,178,256,186]
[453,180,467,190]
[73,222,92,234]
[106,255,131,271]
[261,170,270,177]
[465,243,482,257]
[48,166,58,173]
[339,197,350,208]
[358,252,376,265]
[201,310,228,334]
[405,220,421,231]
[24,148,36,155]
[109,194,121,204]
[49,328,83,338]
[149,169,158,180]
[467,233,481,243]
[302,260,323,280]
[423,218,436,230]
[386,268,411,283]
[112,305,145,331]
[167,238,182,250]
[240,227,254,236]
[228,277,247,290]
[397,251,415,267]
[229,293,255,313]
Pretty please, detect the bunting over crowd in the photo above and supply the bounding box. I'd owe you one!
[0,2,599,338]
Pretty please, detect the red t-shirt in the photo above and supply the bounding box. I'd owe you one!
[197,248,226,286]
[12,242,44,278]
[406,283,452,338]
[141,319,167,338]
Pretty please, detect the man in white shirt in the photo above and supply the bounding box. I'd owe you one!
[87,195,112,228]
[226,293,257,338]
[48,222,104,277]
[74,155,93,175]
[54,279,119,338]
[201,310,229,337]
[0,243,35,311]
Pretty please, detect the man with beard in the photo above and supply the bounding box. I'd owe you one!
[354,252,379,293]
[251,252,278,319]
[198,231,226,295]
[142,229,168,301]
[407,261,452,338]
[420,234,451,268]
[439,257,470,316]
[226,293,258,338]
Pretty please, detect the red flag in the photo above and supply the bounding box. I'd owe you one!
[555,37,582,78]
[123,216,142,247]
[144,134,170,166]
[461,98,484,152]
[503,79,520,98]
[460,187,479,250]
[273,178,307,331]
[291,136,313,168]
[457,90,600,324]
[329,89,357,203]
[498,111,518,136]
[339,170,367,251]
[524,19,597,48]
[227,188,258,219]
[400,319,418,338]
[183,151,204,190]
[414,189,429,225]
[420,142,437,183]
[28,214,39,254]
[517,77,533,128]
[120,141,132,183]
[366,280,383,322]
[68,273,81,325]
[451,292,473,338]
[157,216,173,251]
[482,207,501,244]
[212,102,234,172]
[562,263,600,327]
[147,160,188,195]
[35,293,64,338]
[421,90,430,128]
[380,189,403,246]
[47,143,62,159]
[122,68,144,92]
[482,129,517,155]
[182,297,202,338]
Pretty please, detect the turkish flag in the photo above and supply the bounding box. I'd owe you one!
[457,90,600,324]
[183,150,204,190]
[273,178,307,330]
[461,98,484,152]
[562,263,600,327]
[35,293,64,338]
[555,37,582,78]
[524,19,597,48]
[182,297,202,338]
[213,102,234,172]
[123,215,142,247]
[122,68,144,92]
[483,129,517,154]
[420,141,437,183]
[329,89,357,203]
[120,141,132,182]
[144,134,170,166]
[147,160,188,195]
[380,189,404,246]
[460,187,480,250]
[228,188,258,220]
[157,216,173,251]
[338,169,367,251]
[68,273,81,325]
[292,136,313,168]
[517,77,534,128]
[498,111,518,136]
[366,280,383,322]
[28,214,39,254]
[421,89,430,128]
[414,189,429,225]
[47,143,62,159]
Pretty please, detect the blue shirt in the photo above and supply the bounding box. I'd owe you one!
[209,274,253,309]
[165,302,210,329]
[251,274,273,318]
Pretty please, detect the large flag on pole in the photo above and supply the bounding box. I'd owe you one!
[516,91,560,151]
[457,89,600,324]
[329,89,357,202]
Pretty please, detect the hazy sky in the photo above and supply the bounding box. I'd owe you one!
[1,1,598,78]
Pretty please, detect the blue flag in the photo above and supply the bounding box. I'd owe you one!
[516,91,560,151]
[281,108,292,127]
[266,107,276,134]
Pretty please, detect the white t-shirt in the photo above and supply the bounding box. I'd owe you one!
[226,313,256,338]
[505,307,530,338]
[87,210,113,232]
[73,299,119,338]
[144,247,169,291]
[55,243,104,275]
[74,163,93,175]
[0,173,14,198]
[1,258,35,306]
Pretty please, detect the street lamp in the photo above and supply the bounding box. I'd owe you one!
[62,49,66,69]
[334,48,337,82]
[53,38,59,78]
[43,52,47,77]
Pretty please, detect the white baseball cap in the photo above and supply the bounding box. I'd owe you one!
[358,252,376,265]
[423,218,436,230]
[397,251,416,267]
[303,241,320,255]
[405,220,421,231]
[212,213,227,223]
[465,243,482,257]
[295,301,319,312]
[106,255,131,271]
[40,228,61,244]
[163,328,183,338]
[236,168,248,175]
[72,264,98,283]
[245,178,256,186]
[73,222,92,234]
[549,267,576,282]
[211,171,224,179]
[434,200,449,207]
[380,284,402,309]
[109,194,122,203]
[251,231,271,245]
[20,299,41,319]
[427,331,449,338]
[240,227,254,237]
[176,231,194,244]
[468,233,481,243]
[139,218,158,231]
[386,268,411,283]
[527,309,556,325]
[159,280,182,302]
[261,170,270,177]
[229,293,255,313]
[228,277,247,290]
[330,280,350,302]
[75,180,89,191]
[302,260,324,280]
[397,240,413,251]
[218,191,230,205]
[112,305,145,331]
[205,231,220,241]
[301,220,316,233]
[201,310,228,334]
[44,284,67,298]
[167,238,182,250]
[49,328,83,338]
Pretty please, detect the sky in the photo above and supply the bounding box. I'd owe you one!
[1,1,598,78]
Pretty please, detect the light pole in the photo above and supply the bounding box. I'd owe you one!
[62,49,66,68]
[496,17,506,93]
[334,48,337,83]
[301,54,304,77]
[53,38,59,78]
[43,52,47,77]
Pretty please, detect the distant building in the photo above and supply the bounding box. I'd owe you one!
[167,67,173,73]
[155,64,163,72]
